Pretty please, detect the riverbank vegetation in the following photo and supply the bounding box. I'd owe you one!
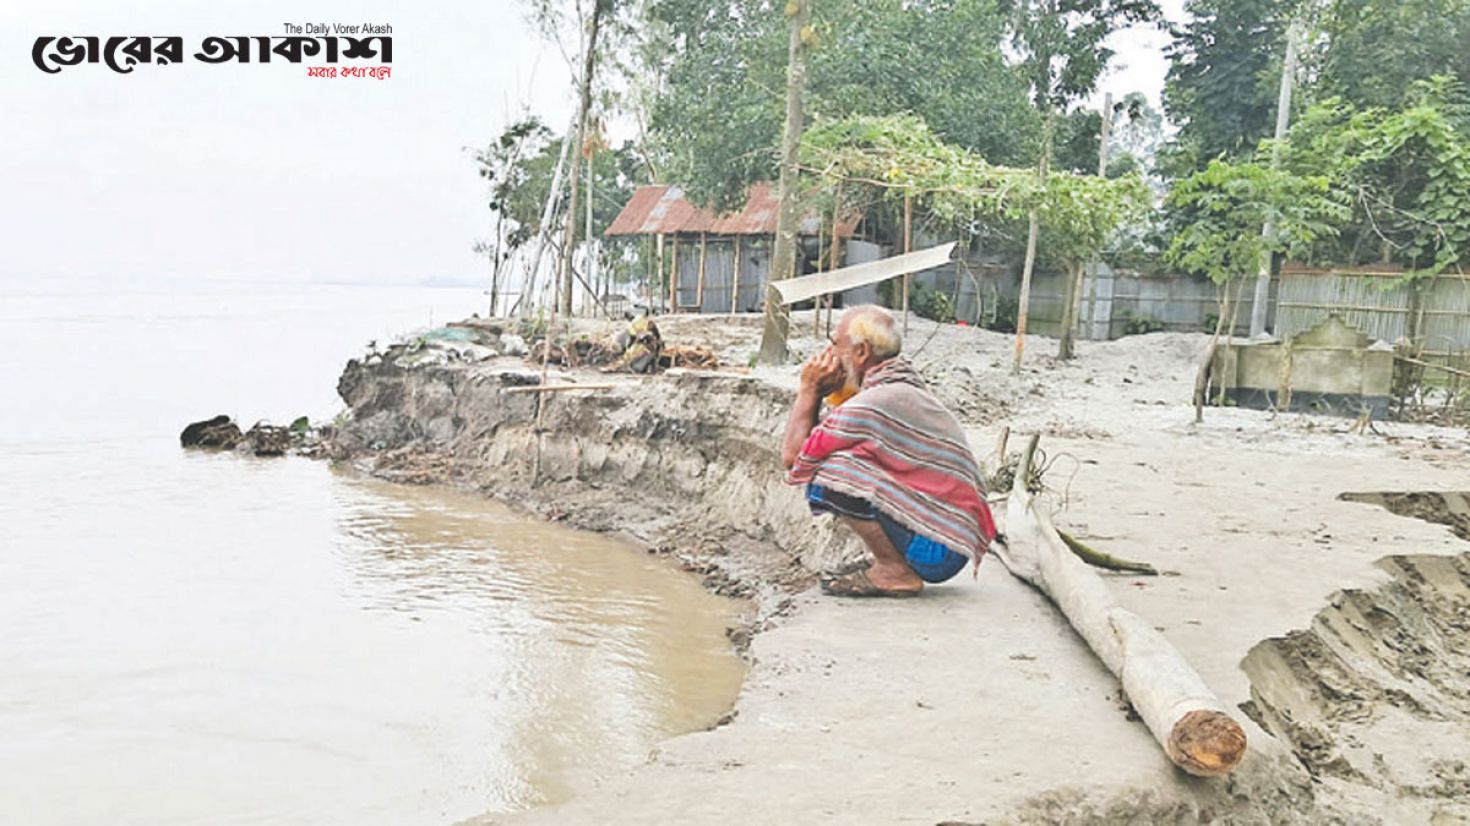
[473,0,1470,347]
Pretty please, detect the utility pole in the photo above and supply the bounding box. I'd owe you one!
[1249,19,1301,339]
[902,192,913,336]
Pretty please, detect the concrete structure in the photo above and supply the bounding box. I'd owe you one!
[1210,315,1395,417]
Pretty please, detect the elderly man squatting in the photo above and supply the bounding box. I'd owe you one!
[780,305,997,597]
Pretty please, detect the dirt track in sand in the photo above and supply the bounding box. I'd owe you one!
[329,312,1470,823]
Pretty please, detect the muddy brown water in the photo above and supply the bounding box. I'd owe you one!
[0,277,746,824]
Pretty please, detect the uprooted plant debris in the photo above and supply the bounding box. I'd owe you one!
[526,315,720,374]
[988,441,1156,575]
[180,415,328,458]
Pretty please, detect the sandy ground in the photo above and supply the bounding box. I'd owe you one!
[398,312,1470,824]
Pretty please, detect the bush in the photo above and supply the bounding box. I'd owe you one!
[1120,310,1166,336]
[910,281,955,324]
[873,278,954,323]
[983,294,1019,333]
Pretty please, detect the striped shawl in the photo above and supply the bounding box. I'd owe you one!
[786,357,996,561]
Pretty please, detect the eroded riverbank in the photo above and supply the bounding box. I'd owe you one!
[328,314,1470,824]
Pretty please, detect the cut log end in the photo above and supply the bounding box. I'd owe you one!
[1166,709,1247,777]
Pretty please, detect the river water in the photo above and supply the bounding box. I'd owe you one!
[0,276,746,824]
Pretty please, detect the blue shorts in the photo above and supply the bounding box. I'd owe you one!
[806,484,969,583]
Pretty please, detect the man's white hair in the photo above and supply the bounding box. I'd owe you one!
[842,305,902,358]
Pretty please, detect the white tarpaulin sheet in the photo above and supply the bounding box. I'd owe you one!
[770,242,957,305]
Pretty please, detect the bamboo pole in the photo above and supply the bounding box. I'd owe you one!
[732,237,743,313]
[815,220,825,337]
[902,193,913,335]
[1014,113,1054,374]
[998,434,1247,777]
[505,383,619,394]
[1396,355,1470,380]
[669,236,680,313]
[697,232,708,312]
[579,136,590,313]
[654,234,664,311]
[828,184,843,337]
[558,0,609,317]
[1250,20,1302,337]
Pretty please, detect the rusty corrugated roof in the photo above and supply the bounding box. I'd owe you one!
[604,183,858,238]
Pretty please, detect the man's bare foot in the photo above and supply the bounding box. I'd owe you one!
[821,564,924,597]
[866,562,924,594]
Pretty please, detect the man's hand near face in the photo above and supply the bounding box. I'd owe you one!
[799,347,846,398]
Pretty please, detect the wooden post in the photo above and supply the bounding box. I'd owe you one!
[654,234,665,312]
[827,185,843,336]
[732,237,743,313]
[903,192,913,335]
[1068,92,1112,354]
[669,236,680,314]
[697,232,708,312]
[815,220,826,337]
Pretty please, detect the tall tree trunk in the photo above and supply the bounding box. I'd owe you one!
[517,112,575,319]
[1013,112,1053,374]
[586,139,597,315]
[757,0,812,365]
[1059,93,1112,359]
[558,0,611,317]
[1057,260,1085,359]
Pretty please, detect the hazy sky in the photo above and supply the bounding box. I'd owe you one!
[1,0,1184,286]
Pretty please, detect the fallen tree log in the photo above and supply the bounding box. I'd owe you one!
[996,434,1246,777]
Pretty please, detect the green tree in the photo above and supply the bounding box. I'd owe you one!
[1165,155,1346,419]
[1282,77,1470,277]
[474,117,555,315]
[1165,158,1346,288]
[1107,92,1165,179]
[1161,0,1299,175]
[1314,0,1470,111]
[473,119,638,312]
[801,113,1150,355]
[1000,0,1160,370]
[643,0,1038,210]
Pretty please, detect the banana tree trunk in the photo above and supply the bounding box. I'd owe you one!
[996,434,1247,777]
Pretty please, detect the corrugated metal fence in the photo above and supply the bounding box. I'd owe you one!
[1277,266,1470,357]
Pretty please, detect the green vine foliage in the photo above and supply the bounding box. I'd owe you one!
[800,114,1150,270]
[1282,77,1470,280]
